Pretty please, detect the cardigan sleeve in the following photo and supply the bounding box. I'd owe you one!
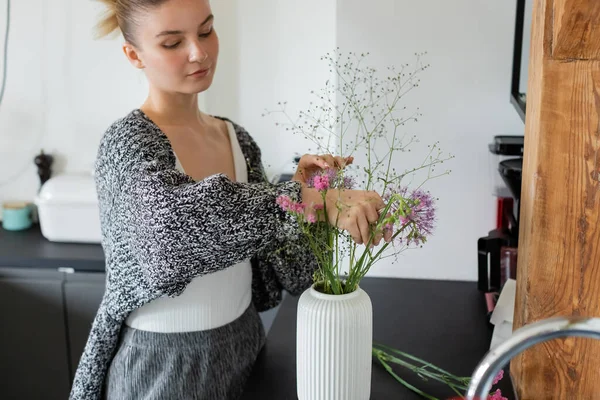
[238,126,320,311]
[94,118,303,297]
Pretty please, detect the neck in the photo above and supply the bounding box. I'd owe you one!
[141,87,206,126]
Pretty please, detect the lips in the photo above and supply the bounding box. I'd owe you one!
[189,67,209,76]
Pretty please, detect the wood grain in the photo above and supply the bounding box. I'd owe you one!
[553,0,600,59]
[512,0,600,398]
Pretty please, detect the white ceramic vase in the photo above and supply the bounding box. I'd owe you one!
[296,283,373,400]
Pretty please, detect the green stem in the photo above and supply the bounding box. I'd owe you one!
[373,350,469,391]
[373,343,464,381]
[377,357,440,400]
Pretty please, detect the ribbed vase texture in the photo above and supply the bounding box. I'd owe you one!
[296,284,373,400]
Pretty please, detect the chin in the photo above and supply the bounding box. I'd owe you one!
[184,76,215,94]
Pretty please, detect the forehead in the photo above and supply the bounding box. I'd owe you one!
[137,0,212,31]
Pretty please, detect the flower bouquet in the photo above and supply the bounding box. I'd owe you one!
[267,49,453,400]
[269,49,451,295]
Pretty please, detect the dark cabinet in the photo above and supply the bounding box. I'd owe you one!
[64,272,106,380]
[0,268,72,400]
[0,265,282,400]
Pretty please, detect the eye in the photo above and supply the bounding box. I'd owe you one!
[162,42,181,49]
[199,27,213,38]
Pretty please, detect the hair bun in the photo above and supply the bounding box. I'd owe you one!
[95,0,120,39]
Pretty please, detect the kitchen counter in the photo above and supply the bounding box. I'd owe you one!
[1,225,515,398]
[242,277,516,400]
[0,224,105,272]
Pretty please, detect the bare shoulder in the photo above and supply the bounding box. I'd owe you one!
[202,112,229,134]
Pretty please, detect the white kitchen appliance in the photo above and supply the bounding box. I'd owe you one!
[34,174,102,244]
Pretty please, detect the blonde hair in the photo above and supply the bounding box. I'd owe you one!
[95,0,169,44]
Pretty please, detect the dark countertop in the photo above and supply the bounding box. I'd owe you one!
[1,225,515,398]
[0,224,105,272]
[243,277,516,400]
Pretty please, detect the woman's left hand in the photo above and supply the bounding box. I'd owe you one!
[292,154,354,186]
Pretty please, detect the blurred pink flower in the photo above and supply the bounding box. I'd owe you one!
[487,389,508,400]
[313,175,330,191]
[492,370,504,386]
[276,195,292,211]
[307,168,354,191]
[276,195,305,214]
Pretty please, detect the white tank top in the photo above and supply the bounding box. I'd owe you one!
[125,120,253,332]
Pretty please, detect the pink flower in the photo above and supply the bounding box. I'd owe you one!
[313,175,330,191]
[487,389,508,400]
[307,168,354,190]
[276,195,292,211]
[313,204,324,211]
[290,202,306,213]
[306,213,317,223]
[276,195,306,214]
[492,370,504,386]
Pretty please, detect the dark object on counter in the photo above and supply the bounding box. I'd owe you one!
[478,228,517,292]
[499,158,523,203]
[488,135,524,156]
[478,137,522,298]
[34,149,53,187]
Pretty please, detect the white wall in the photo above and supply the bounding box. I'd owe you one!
[206,0,338,178]
[0,0,524,282]
[0,0,149,203]
[336,0,524,280]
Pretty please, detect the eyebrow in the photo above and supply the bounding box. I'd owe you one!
[155,14,214,37]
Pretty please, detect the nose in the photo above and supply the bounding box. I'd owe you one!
[188,40,208,63]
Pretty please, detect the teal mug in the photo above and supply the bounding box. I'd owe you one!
[2,202,33,231]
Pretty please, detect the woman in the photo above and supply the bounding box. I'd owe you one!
[70,0,389,399]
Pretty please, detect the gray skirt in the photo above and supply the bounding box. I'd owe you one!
[103,303,265,400]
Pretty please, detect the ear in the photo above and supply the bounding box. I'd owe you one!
[122,43,145,69]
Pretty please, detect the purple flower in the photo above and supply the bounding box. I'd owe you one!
[342,176,355,189]
[408,188,436,237]
[385,186,436,246]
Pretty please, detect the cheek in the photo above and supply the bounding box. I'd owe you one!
[209,33,220,58]
[147,50,187,75]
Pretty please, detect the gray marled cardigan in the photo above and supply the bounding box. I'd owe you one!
[69,109,318,399]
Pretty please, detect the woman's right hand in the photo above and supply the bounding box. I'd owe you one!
[325,189,389,246]
[302,187,391,246]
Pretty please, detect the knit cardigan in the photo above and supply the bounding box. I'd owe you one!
[69,109,318,399]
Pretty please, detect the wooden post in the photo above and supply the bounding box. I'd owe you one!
[512,0,600,398]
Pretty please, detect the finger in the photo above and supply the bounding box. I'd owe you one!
[365,203,379,224]
[318,154,336,169]
[333,156,352,169]
[301,154,329,169]
[357,213,371,246]
[383,219,393,242]
[373,231,383,246]
[371,193,386,211]
[346,220,363,245]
